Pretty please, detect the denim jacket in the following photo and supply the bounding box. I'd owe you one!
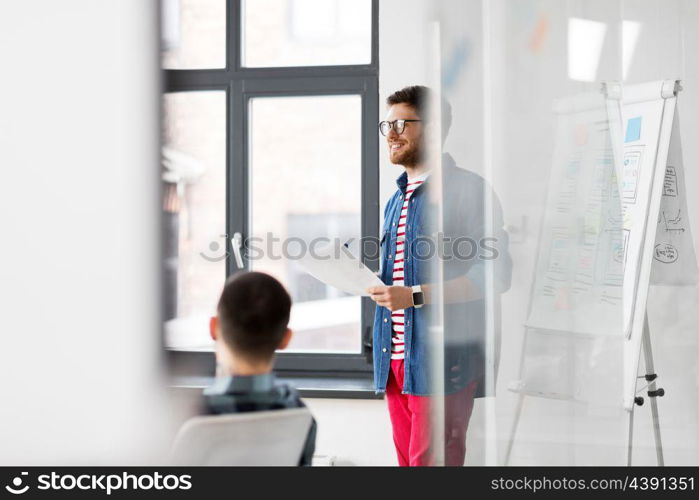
[372,154,512,396]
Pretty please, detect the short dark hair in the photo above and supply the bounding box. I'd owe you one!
[386,85,452,138]
[216,271,292,362]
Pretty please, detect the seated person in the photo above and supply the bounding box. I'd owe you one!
[203,271,316,466]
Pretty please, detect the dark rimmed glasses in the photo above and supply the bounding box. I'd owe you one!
[378,119,422,136]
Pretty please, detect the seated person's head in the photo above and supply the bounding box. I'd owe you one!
[209,272,292,375]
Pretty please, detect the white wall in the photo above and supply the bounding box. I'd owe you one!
[0,0,169,464]
[305,398,396,466]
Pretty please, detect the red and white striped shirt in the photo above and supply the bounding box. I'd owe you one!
[390,173,429,359]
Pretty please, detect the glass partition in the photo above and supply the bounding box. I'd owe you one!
[407,0,699,467]
[380,0,699,466]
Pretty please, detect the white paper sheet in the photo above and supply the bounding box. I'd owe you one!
[525,94,624,337]
[298,242,384,296]
[650,110,699,285]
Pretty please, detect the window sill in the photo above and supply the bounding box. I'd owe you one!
[170,374,382,400]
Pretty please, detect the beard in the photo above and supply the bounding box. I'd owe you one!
[391,142,424,167]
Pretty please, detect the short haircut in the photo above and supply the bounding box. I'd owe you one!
[386,85,452,139]
[216,271,292,362]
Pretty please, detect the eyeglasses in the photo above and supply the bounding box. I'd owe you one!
[378,119,422,136]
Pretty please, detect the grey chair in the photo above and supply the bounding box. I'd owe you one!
[170,407,313,466]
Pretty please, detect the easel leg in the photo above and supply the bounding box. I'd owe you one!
[627,406,634,466]
[504,327,531,466]
[642,315,664,466]
[504,393,524,465]
[628,314,665,466]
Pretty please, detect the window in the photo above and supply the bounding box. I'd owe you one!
[163,0,379,382]
[249,95,363,353]
[242,0,372,67]
[163,91,226,350]
[162,0,226,69]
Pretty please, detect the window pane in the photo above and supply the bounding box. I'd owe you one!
[242,0,372,67]
[249,95,363,353]
[163,92,226,350]
[162,0,226,69]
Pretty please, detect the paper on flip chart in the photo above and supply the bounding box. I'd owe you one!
[649,110,699,285]
[299,242,384,296]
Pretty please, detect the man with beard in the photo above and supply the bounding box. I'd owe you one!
[367,86,512,466]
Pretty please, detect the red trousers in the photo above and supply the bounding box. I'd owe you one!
[385,358,477,466]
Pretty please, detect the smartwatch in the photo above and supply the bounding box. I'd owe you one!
[412,285,425,308]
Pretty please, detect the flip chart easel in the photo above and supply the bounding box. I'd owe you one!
[505,80,698,466]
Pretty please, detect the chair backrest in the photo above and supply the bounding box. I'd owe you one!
[170,407,313,466]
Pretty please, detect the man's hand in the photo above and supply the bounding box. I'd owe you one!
[366,286,414,311]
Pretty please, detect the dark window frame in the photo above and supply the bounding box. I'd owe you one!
[164,0,380,384]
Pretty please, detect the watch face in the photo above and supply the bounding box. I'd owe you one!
[413,291,425,306]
